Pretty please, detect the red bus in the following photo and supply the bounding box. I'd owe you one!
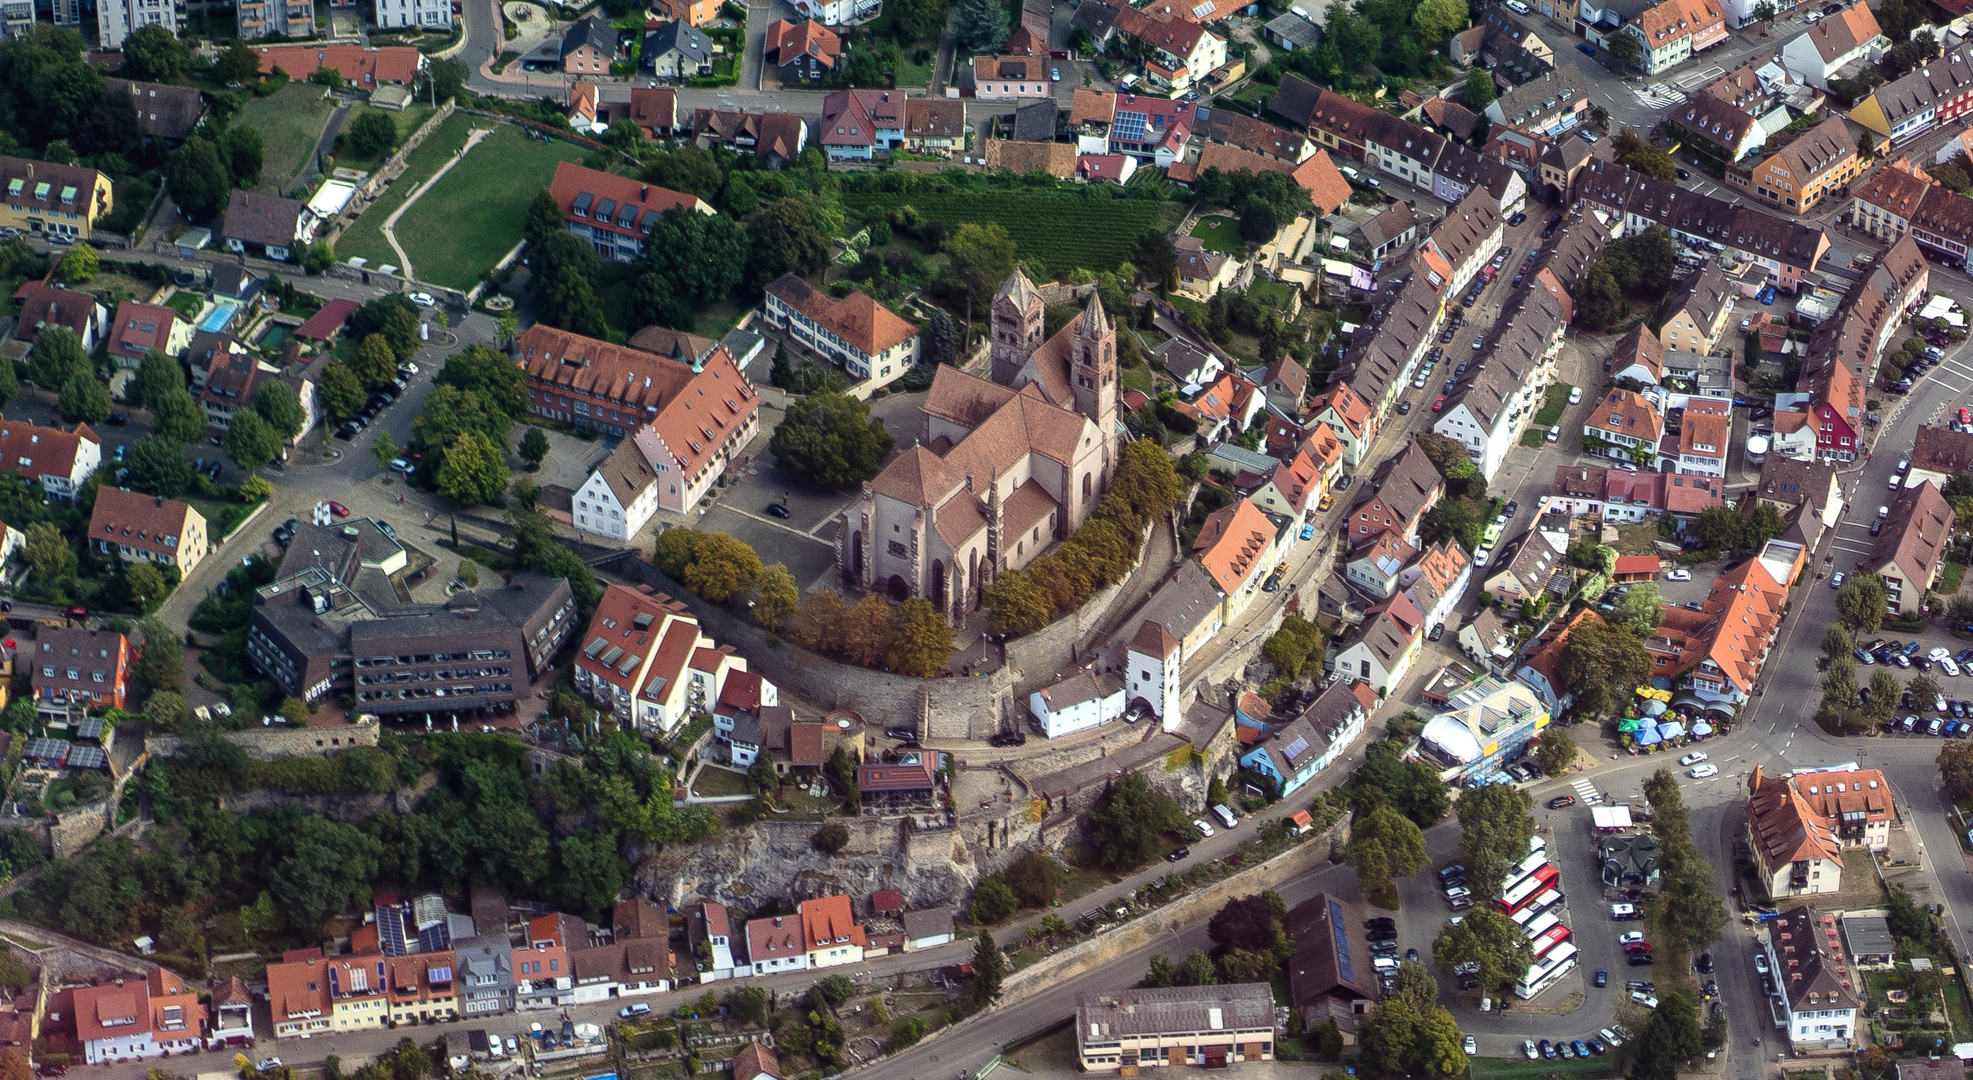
[1498,865,1560,914]
[1531,924,1574,960]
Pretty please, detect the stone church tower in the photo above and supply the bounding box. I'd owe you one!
[1071,291,1118,481]
[990,269,1044,387]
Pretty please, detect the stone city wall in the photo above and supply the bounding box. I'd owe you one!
[145,715,381,762]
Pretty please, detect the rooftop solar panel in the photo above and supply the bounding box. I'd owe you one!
[1282,735,1310,763]
[1329,898,1354,984]
[77,718,103,740]
[66,746,105,769]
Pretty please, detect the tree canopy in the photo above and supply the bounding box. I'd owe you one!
[1087,771,1187,869]
[768,391,896,489]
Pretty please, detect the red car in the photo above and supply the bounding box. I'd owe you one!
[1960,406,1970,425]
[1432,396,1446,412]
[327,501,351,518]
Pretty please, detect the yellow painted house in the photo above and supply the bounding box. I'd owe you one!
[0,157,112,242]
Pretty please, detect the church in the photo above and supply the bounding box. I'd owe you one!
[836,270,1122,622]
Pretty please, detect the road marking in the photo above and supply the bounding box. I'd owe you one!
[1571,778,1602,804]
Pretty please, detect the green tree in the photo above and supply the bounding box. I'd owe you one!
[270,814,384,934]
[746,198,831,282]
[345,110,398,157]
[954,0,1011,51]
[150,388,204,444]
[23,522,71,583]
[638,208,747,309]
[964,931,1005,1011]
[122,23,191,81]
[222,410,282,472]
[1087,771,1186,869]
[681,533,762,601]
[434,431,508,505]
[252,381,305,440]
[28,326,88,390]
[1456,784,1536,899]
[221,125,264,187]
[1613,127,1676,181]
[944,221,1018,305]
[1836,571,1889,633]
[1432,908,1533,998]
[130,350,184,408]
[886,598,955,677]
[352,333,399,389]
[969,877,1017,922]
[1413,0,1467,41]
[368,431,398,471]
[1534,728,1577,776]
[552,828,624,921]
[54,245,97,284]
[215,40,261,84]
[1263,616,1323,679]
[811,822,850,854]
[519,427,550,470]
[1463,66,1497,109]
[0,358,18,411]
[124,561,167,612]
[1357,998,1421,1077]
[346,294,421,354]
[125,434,193,496]
[142,688,186,732]
[1609,581,1664,635]
[1940,740,1973,796]
[317,361,364,419]
[753,562,799,631]
[888,1015,929,1052]
[1606,28,1642,67]
[165,137,229,221]
[1628,991,1702,1080]
[768,391,896,488]
[986,568,1051,636]
[1559,615,1653,715]
[1344,804,1428,897]
[1822,623,1855,664]
[523,189,564,245]
[56,372,110,424]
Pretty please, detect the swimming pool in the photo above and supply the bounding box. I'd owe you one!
[198,299,240,333]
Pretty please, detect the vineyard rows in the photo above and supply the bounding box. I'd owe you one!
[840,192,1163,272]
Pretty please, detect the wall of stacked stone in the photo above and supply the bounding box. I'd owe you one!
[145,715,380,762]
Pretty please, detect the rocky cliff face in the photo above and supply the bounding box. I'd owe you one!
[633,817,983,911]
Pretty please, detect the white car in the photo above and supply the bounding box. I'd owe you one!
[1679,751,1707,766]
[1524,1040,1539,1060]
[257,1060,283,1072]
[409,291,436,307]
[1754,953,1770,974]
[391,457,415,474]
[1632,992,1659,1009]
[1663,569,1692,581]
[1619,931,1645,946]
[1831,572,1846,589]
[1946,659,1963,677]
[1689,763,1719,779]
[1610,902,1637,919]
[1568,386,1583,405]
[1933,647,1953,661]
[1940,693,1952,713]
[1463,1036,1478,1056]
[1474,545,1493,568]
[1194,819,1215,837]
[1599,1028,1623,1048]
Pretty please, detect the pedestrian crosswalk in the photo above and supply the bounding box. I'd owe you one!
[1571,778,1602,805]
[1634,83,1688,109]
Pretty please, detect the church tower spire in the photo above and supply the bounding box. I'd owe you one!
[1071,289,1118,478]
[989,268,1045,387]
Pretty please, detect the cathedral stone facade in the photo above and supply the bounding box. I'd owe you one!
[836,270,1121,621]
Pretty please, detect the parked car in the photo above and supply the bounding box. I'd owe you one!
[1547,795,1575,809]
[1193,819,1215,837]
[1663,568,1692,581]
[1679,751,1707,766]
[764,503,793,518]
[1166,846,1190,862]
[988,731,1026,747]
[1523,1041,1539,1061]
[1831,571,1847,589]
[1689,763,1719,778]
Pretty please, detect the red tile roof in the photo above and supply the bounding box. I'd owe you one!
[254,44,421,85]
[105,301,180,360]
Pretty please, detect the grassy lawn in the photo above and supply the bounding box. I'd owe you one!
[164,290,203,319]
[1470,1056,1620,1080]
[690,765,750,797]
[1534,383,1573,427]
[234,82,337,190]
[1612,523,1662,556]
[1190,214,1244,255]
[1246,277,1297,313]
[1120,363,1154,395]
[1943,560,1967,596]
[388,122,588,291]
[839,189,1165,275]
[333,111,479,270]
[894,49,935,87]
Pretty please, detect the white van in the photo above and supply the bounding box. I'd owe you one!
[1529,834,1546,855]
[1212,803,1238,829]
[1505,1,1530,13]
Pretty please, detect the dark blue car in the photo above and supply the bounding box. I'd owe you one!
[1540,1040,1556,1059]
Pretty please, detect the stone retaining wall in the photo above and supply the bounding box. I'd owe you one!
[146,714,380,761]
[1001,814,1350,997]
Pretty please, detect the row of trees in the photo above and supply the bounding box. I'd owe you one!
[1574,226,1679,330]
[985,440,1182,636]
[775,588,956,678]
[1639,768,1728,955]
